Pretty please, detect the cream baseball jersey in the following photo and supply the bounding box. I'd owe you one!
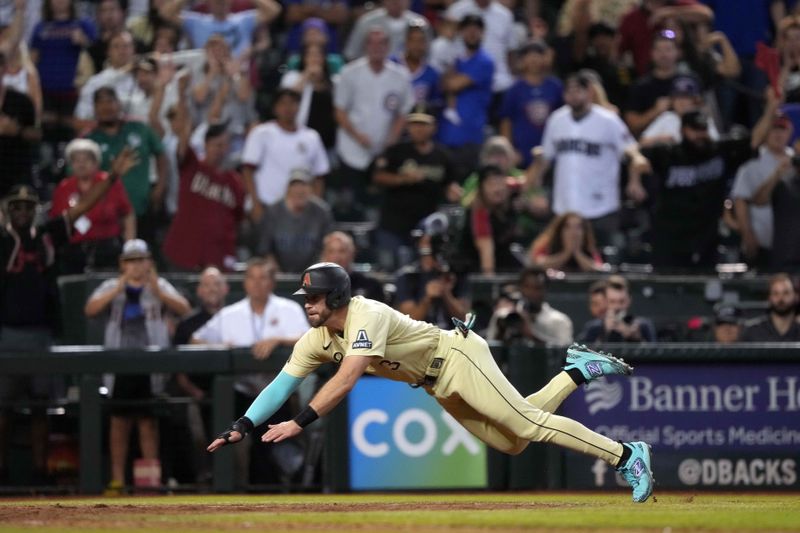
[283,296,441,384]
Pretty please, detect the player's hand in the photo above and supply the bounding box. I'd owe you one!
[207,431,242,452]
[251,338,280,360]
[262,421,302,443]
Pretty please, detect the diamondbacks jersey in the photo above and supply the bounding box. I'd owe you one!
[282,296,441,384]
[541,104,635,219]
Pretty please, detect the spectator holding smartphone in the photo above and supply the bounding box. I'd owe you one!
[578,275,656,344]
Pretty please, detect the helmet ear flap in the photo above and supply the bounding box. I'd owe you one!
[326,290,339,310]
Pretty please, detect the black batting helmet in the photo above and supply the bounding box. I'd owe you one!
[293,262,352,309]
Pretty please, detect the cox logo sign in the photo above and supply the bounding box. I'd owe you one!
[348,378,487,490]
[352,408,481,458]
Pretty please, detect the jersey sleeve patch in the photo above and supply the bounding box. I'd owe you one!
[351,329,373,349]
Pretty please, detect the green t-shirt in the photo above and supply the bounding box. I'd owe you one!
[88,121,164,215]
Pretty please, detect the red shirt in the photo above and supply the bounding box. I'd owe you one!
[162,148,245,271]
[49,172,132,243]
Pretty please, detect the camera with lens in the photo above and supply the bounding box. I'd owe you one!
[493,288,541,342]
[412,208,468,273]
[613,310,635,325]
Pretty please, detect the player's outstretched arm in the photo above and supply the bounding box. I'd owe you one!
[262,355,374,443]
[207,370,304,452]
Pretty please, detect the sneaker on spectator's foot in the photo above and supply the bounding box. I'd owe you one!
[564,343,633,383]
[104,480,124,497]
[617,441,654,503]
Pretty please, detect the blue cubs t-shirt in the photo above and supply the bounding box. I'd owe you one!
[30,19,97,92]
[499,76,563,166]
[182,10,258,57]
[391,56,442,112]
[438,49,494,147]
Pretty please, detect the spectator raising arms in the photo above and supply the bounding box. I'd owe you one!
[157,0,282,57]
[162,82,246,272]
[0,51,39,196]
[280,42,337,150]
[29,0,96,135]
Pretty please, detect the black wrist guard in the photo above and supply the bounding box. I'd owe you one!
[293,406,319,428]
[217,416,254,444]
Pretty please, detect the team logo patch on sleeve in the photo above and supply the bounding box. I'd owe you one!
[352,329,373,349]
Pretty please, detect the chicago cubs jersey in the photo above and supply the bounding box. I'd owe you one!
[334,58,415,170]
[541,104,635,219]
[283,296,441,384]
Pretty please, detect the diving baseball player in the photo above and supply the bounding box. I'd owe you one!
[208,262,654,502]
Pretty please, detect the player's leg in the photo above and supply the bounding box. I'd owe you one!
[525,343,633,413]
[435,334,653,501]
[524,372,577,413]
[434,334,623,463]
[436,396,528,455]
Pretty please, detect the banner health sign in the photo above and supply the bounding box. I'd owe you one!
[560,364,800,490]
[348,377,487,490]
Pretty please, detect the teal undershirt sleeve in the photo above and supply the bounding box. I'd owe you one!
[244,370,305,427]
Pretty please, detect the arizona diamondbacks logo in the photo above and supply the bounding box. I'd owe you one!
[352,329,372,349]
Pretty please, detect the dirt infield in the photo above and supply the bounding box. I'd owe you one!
[0,493,798,532]
[0,500,573,531]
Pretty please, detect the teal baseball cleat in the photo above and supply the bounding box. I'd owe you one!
[564,343,633,382]
[618,441,655,503]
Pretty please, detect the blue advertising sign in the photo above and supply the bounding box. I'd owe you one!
[559,364,800,489]
[348,377,487,490]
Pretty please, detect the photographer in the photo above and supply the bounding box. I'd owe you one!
[578,276,656,344]
[750,153,800,270]
[487,268,573,346]
[394,233,469,330]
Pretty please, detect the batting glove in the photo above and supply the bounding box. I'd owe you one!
[216,416,255,445]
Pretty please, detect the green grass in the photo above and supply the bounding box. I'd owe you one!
[0,492,798,532]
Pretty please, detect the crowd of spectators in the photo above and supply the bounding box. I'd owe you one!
[3,0,800,492]
[3,0,800,279]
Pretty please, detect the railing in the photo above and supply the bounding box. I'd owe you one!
[2,343,798,493]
